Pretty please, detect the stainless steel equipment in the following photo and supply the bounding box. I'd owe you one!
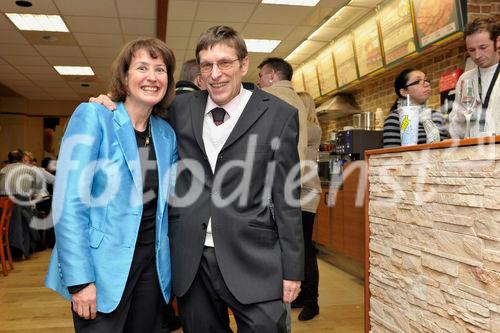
[360,112,375,130]
[352,114,361,129]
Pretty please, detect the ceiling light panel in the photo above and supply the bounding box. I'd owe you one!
[245,39,281,53]
[262,0,320,6]
[54,66,94,76]
[5,13,69,32]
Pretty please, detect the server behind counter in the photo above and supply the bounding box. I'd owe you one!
[383,68,448,148]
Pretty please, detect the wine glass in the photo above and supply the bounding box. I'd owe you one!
[460,79,478,138]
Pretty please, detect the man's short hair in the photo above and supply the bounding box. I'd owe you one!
[179,59,200,82]
[258,57,293,81]
[8,149,24,163]
[464,17,500,42]
[195,25,248,63]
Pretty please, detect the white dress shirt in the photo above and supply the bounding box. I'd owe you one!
[202,85,253,247]
[449,63,500,138]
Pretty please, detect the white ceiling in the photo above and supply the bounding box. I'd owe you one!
[0,0,383,101]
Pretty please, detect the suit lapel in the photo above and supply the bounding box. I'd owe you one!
[113,103,142,196]
[222,89,269,150]
[190,91,208,156]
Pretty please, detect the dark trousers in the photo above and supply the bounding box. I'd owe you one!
[300,211,319,306]
[177,247,287,333]
[72,243,166,333]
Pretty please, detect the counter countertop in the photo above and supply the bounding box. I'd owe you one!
[365,135,500,157]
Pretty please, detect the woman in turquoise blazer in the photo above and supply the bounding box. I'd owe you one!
[45,38,177,332]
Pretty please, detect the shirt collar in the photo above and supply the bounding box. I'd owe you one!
[205,84,245,116]
[479,62,499,75]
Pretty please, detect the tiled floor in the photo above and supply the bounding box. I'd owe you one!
[0,250,364,332]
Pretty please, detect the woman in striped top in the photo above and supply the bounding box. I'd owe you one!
[383,68,448,147]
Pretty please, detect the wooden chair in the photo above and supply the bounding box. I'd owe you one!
[0,197,14,276]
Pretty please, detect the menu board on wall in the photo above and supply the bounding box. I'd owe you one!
[316,45,337,95]
[291,68,305,92]
[302,62,321,99]
[353,15,383,77]
[333,34,358,87]
[379,0,416,65]
[412,0,462,48]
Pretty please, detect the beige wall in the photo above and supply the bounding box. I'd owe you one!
[0,113,68,163]
[0,97,78,117]
[26,99,79,117]
[0,113,27,162]
[0,97,28,114]
[24,116,44,162]
[0,97,75,163]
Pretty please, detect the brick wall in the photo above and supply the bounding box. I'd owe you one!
[468,0,500,21]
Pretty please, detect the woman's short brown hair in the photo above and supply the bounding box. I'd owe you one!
[109,38,176,116]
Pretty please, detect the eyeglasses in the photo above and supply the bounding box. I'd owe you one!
[199,58,239,74]
[405,78,431,88]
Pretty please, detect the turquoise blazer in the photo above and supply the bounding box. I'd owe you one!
[45,102,177,313]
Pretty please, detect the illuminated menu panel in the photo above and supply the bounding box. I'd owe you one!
[353,15,383,77]
[332,33,358,87]
[302,62,321,99]
[412,0,461,48]
[316,45,337,95]
[379,0,416,64]
[292,68,305,92]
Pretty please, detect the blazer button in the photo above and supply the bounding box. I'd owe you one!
[201,223,207,230]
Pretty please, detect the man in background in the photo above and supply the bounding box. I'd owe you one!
[257,58,307,172]
[449,17,500,137]
[257,57,309,329]
[0,149,39,199]
[0,149,41,258]
[175,59,206,95]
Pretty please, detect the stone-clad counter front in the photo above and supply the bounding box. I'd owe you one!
[364,136,500,333]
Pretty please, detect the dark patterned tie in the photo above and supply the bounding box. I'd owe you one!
[211,107,226,126]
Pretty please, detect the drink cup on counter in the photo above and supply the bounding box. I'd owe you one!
[398,105,419,146]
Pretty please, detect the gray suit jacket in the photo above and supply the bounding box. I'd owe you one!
[168,86,304,304]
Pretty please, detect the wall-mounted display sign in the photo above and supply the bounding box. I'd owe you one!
[302,62,321,99]
[289,0,464,101]
[292,68,305,92]
[316,45,337,95]
[412,0,462,48]
[333,34,358,87]
[379,0,416,64]
[353,14,383,76]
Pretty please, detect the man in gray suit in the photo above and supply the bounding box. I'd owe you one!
[168,26,303,332]
[92,26,303,332]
